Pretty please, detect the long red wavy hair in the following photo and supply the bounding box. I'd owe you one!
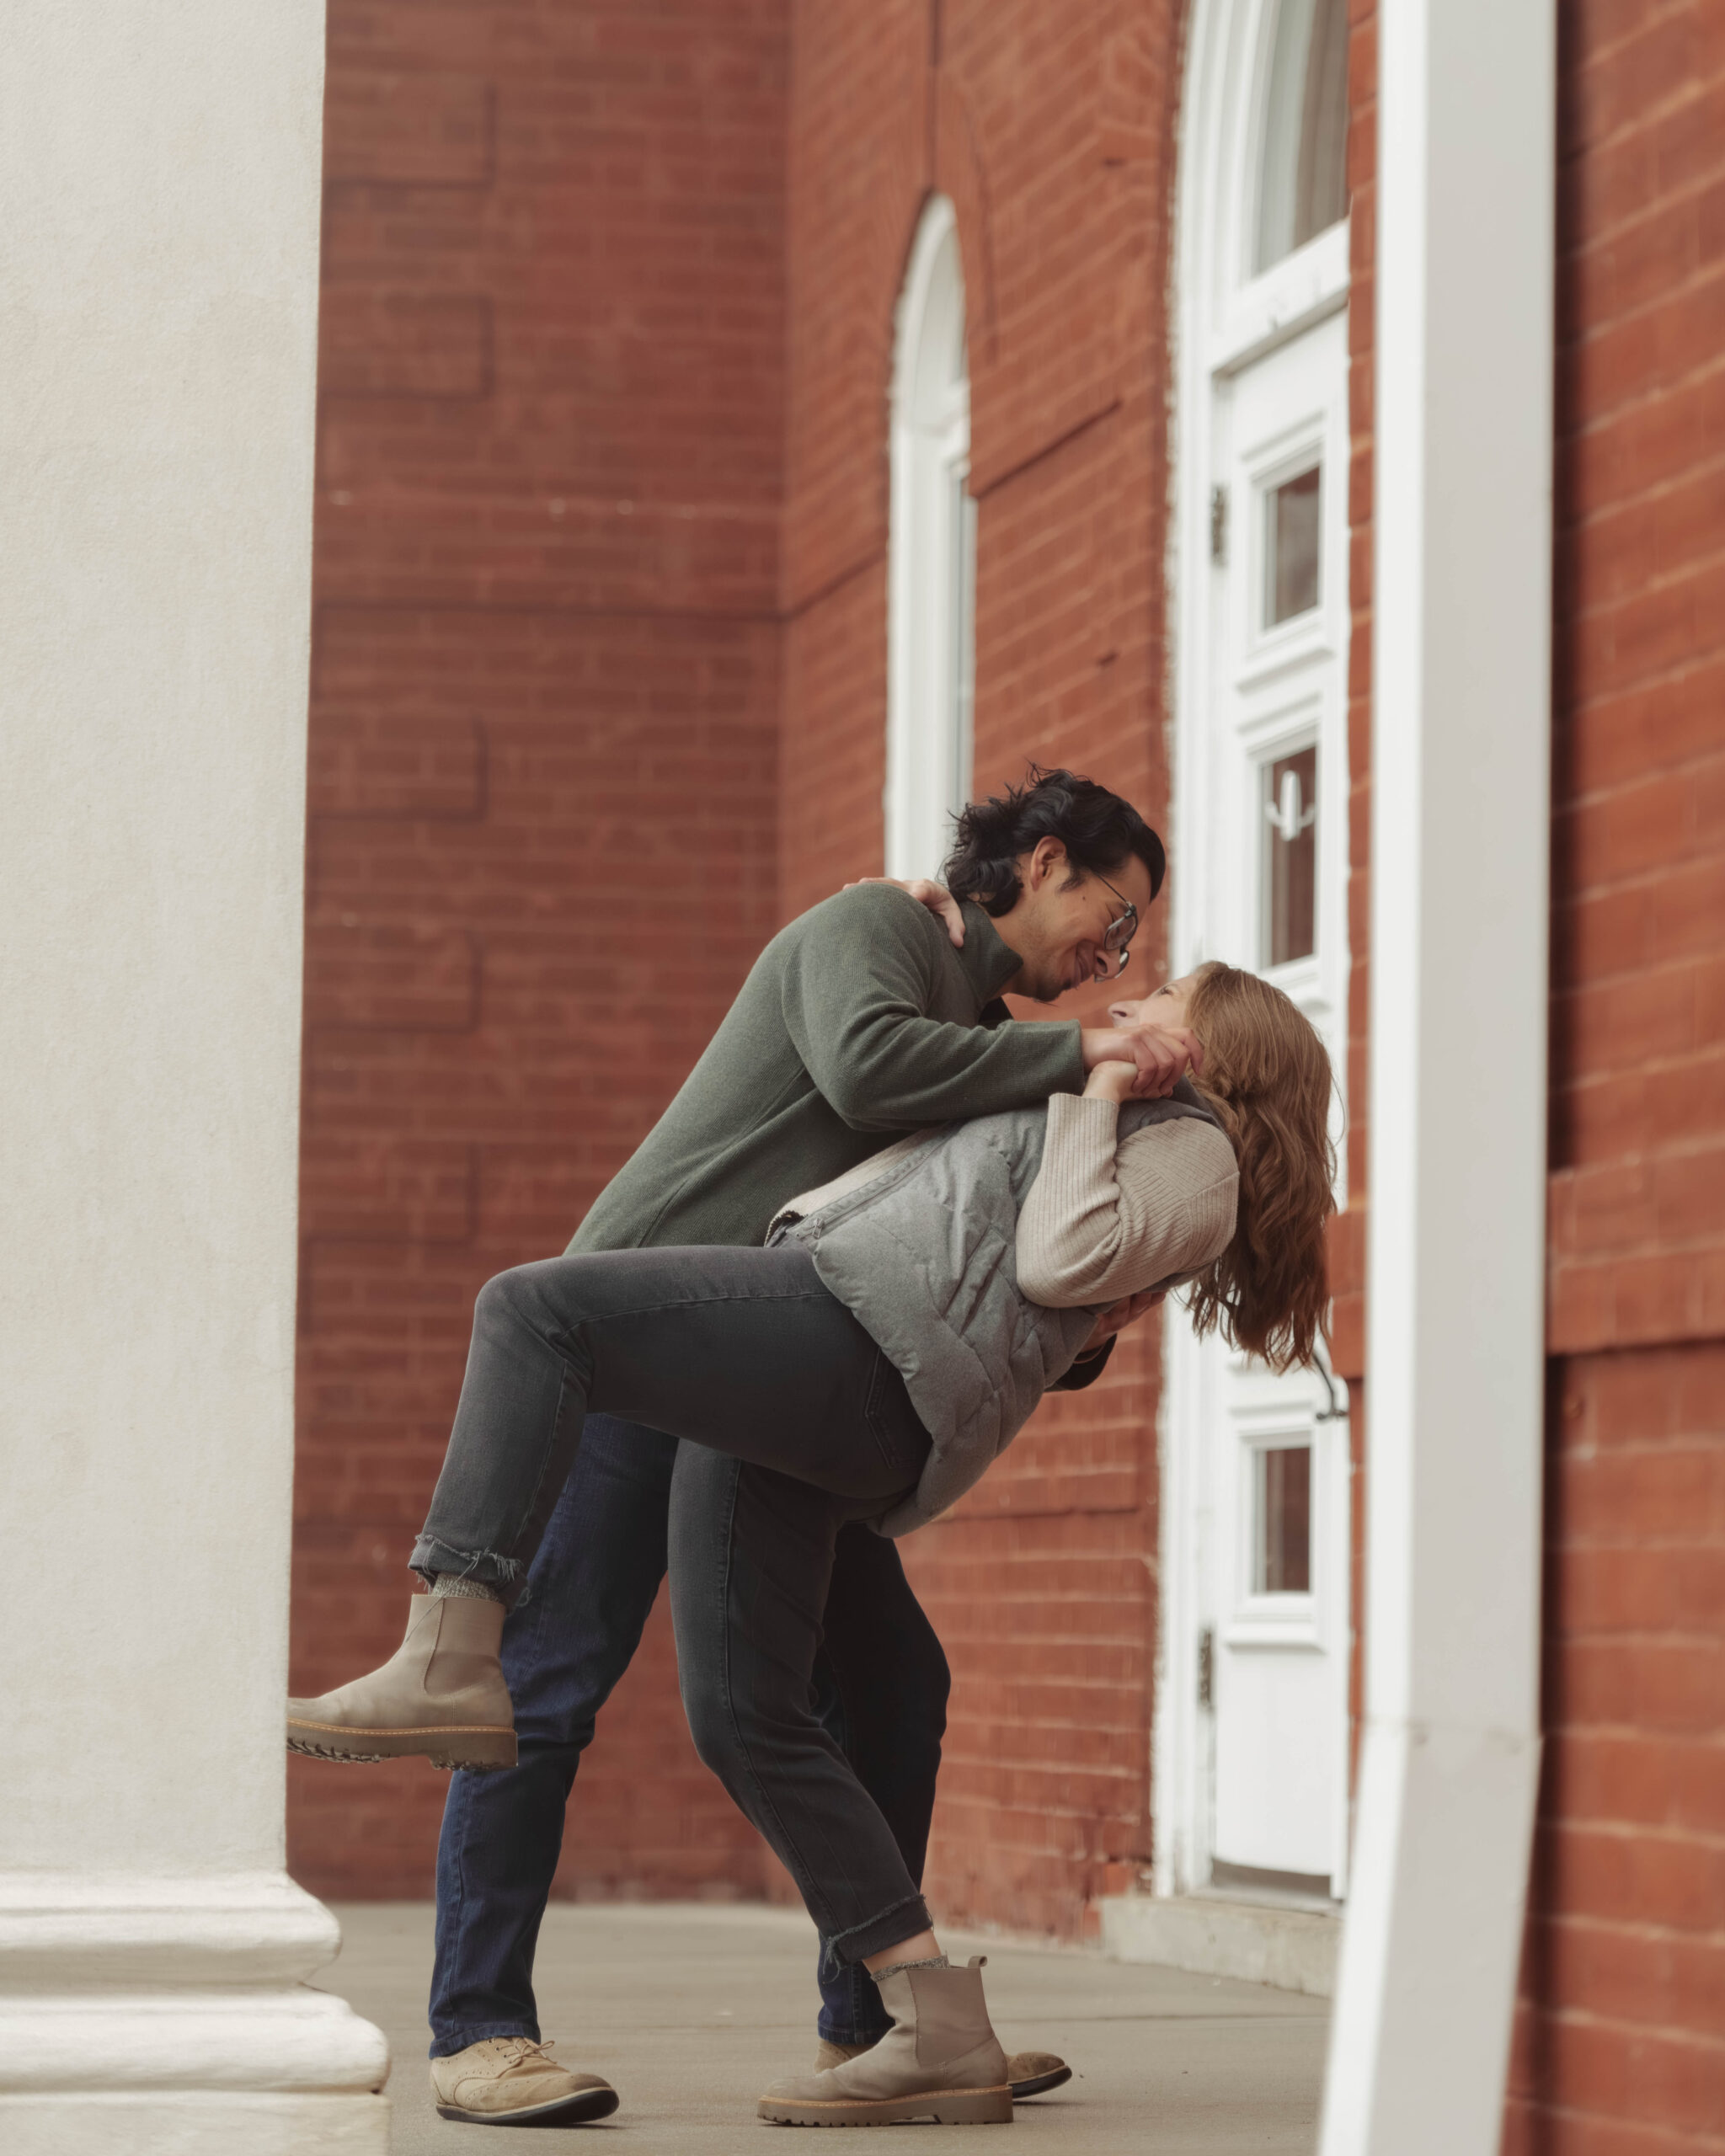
[1183,963,1337,1372]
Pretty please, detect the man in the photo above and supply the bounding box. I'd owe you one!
[422,769,1188,2127]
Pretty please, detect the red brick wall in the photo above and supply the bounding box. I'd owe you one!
[780,0,1188,1935]
[1338,5,1725,2140]
[291,0,1195,1934]
[1338,3,1725,2141]
[1503,5,1725,2147]
[288,0,788,1899]
[1338,3,1725,2137]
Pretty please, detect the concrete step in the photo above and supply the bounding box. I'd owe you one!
[1100,1892,1339,1998]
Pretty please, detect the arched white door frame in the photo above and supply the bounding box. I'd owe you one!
[1157,0,1354,1909]
[885,195,975,880]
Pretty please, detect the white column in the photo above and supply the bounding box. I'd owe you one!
[1318,3,1555,2153]
[0,3,389,2149]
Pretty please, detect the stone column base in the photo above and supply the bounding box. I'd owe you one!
[0,1874,390,2154]
[0,2091,389,2155]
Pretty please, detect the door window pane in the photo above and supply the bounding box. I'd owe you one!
[1256,0,1350,272]
[1265,465,1321,625]
[1263,744,1317,966]
[1256,1445,1311,1594]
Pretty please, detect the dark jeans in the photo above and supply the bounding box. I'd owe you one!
[670,1440,935,1967]
[413,1245,930,1590]
[430,1413,950,2057]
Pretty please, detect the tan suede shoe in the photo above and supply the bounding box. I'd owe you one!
[430,2036,617,2125]
[287,1593,516,1771]
[759,1956,1012,2127]
[816,2036,1071,2100]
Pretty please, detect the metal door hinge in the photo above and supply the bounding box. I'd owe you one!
[1198,1625,1215,1709]
[1210,485,1228,564]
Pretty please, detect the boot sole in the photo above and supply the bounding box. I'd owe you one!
[435,2086,620,2127]
[757,2085,1013,2127]
[1011,2066,1072,2100]
[287,1721,517,1772]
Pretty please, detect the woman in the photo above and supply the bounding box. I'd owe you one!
[289,960,1335,2127]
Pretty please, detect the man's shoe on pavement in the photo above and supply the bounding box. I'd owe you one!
[999,2050,1072,2100]
[815,2037,1070,2100]
[430,2036,618,2126]
[287,1593,517,1771]
[760,1956,1012,2127]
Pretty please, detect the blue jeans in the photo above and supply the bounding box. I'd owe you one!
[429,1413,949,2057]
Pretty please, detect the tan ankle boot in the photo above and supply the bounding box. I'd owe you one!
[760,1956,1012,2127]
[814,2036,1071,2102]
[287,1593,515,1771]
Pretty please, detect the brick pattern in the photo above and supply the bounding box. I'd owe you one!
[288,0,788,1900]
[1339,0,1377,1801]
[1506,1346,1725,2155]
[1330,0,1376,1390]
[1546,0,1725,1358]
[1504,7,1725,2149]
[781,0,1184,1936]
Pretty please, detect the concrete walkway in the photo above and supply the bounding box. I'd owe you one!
[320,1902,1327,2154]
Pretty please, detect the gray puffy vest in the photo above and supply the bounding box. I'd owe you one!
[769,1081,1223,1537]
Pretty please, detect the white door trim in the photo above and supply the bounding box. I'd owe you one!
[1317,1,1555,2149]
[1157,0,1353,1908]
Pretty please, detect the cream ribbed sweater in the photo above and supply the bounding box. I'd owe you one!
[1015,1093,1238,1308]
[774,1092,1237,1310]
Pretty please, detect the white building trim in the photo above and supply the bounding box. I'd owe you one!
[1318,1,1555,2149]
[0,3,387,2147]
[885,195,975,880]
[1155,0,1353,1913]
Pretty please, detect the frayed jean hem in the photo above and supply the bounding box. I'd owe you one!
[410,1534,527,1590]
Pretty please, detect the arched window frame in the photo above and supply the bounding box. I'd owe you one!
[1186,0,1351,363]
[885,196,975,881]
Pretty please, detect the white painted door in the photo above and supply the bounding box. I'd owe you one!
[1161,0,1354,1906]
[1192,310,1351,1897]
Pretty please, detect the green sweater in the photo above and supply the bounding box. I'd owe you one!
[569,883,1086,1256]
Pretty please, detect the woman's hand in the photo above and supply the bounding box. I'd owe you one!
[1078,1288,1167,1356]
[1078,1022,1203,1098]
[1082,1058,1141,1103]
[842,876,965,948]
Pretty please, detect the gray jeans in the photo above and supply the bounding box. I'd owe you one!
[413,1243,928,1589]
[412,1243,937,1961]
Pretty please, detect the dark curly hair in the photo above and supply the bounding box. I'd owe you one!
[942,766,1166,917]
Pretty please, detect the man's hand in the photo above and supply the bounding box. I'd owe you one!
[1078,1288,1167,1357]
[1079,1024,1203,1099]
[842,876,965,948]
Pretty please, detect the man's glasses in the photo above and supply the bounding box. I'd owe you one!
[1097,874,1139,978]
